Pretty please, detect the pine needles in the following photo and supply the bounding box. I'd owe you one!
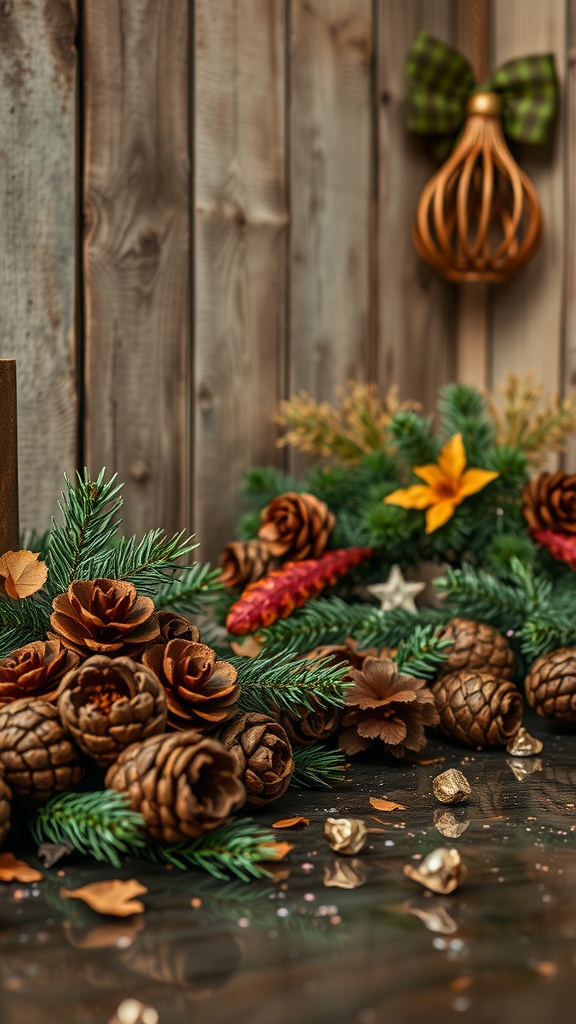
[233,651,349,716]
[291,745,347,789]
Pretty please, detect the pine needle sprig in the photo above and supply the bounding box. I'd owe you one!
[232,651,349,716]
[46,470,123,596]
[291,745,347,789]
[30,790,148,868]
[155,562,224,615]
[0,626,41,658]
[106,530,198,595]
[394,625,453,678]
[435,563,535,631]
[142,819,285,881]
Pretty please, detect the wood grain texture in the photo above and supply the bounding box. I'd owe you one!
[83,0,190,537]
[376,0,456,410]
[0,0,78,531]
[0,361,20,553]
[563,2,576,472]
[489,1,566,399]
[289,0,373,417]
[193,0,288,561]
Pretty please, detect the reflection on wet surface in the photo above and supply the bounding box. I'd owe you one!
[2,714,576,1024]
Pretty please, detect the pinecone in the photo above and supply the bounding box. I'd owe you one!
[302,638,379,672]
[142,639,239,731]
[219,540,276,588]
[523,471,576,534]
[432,671,523,748]
[216,711,294,805]
[339,657,439,758]
[0,775,11,848]
[0,699,83,803]
[0,640,79,706]
[50,578,159,658]
[105,731,245,842]
[57,655,167,767]
[258,492,335,560]
[524,648,576,725]
[279,701,342,747]
[437,618,515,680]
[156,610,200,646]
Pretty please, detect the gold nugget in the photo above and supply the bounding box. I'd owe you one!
[433,768,472,804]
[506,727,543,757]
[403,847,466,894]
[433,809,470,839]
[324,817,367,855]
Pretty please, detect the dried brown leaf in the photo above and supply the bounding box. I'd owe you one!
[369,797,407,812]
[258,841,293,862]
[0,852,43,883]
[0,549,48,599]
[60,879,147,917]
[272,816,310,829]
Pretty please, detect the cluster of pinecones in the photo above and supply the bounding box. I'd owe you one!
[0,578,307,847]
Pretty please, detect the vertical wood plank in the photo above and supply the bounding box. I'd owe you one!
[0,0,78,531]
[489,1,566,400]
[289,0,373,417]
[83,0,190,537]
[564,2,576,471]
[376,0,456,409]
[194,0,288,561]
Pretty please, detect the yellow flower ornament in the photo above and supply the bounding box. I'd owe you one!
[384,434,499,534]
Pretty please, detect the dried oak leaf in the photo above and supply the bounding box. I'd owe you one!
[0,550,48,600]
[272,816,310,829]
[0,852,43,882]
[369,797,407,812]
[60,879,147,917]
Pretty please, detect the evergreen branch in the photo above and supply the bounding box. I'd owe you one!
[105,531,198,595]
[46,470,123,596]
[30,790,148,868]
[232,651,349,715]
[155,562,224,614]
[394,625,453,679]
[242,467,302,507]
[0,626,42,658]
[435,563,535,630]
[387,410,438,466]
[291,745,347,789]
[142,819,285,881]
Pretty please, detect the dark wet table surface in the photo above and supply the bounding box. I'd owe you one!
[2,713,576,1024]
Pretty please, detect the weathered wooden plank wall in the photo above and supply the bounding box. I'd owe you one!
[0,0,573,560]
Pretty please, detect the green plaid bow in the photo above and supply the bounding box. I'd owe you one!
[406,32,558,153]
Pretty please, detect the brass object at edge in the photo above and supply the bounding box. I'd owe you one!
[403,847,466,894]
[324,817,368,856]
[433,768,472,804]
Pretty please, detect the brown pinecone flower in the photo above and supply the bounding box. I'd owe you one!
[217,711,294,805]
[339,657,439,758]
[279,701,342,747]
[258,492,335,561]
[0,698,83,803]
[432,670,523,748]
[523,471,576,534]
[0,775,11,848]
[143,639,239,731]
[105,731,246,842]
[58,655,168,767]
[0,640,79,706]
[525,648,576,725]
[219,540,277,589]
[437,618,515,681]
[156,610,200,646]
[50,579,159,657]
[302,638,378,673]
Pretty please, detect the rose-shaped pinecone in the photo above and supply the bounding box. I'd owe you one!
[105,731,245,842]
[58,655,168,767]
[216,712,294,805]
[524,648,576,725]
[339,657,439,758]
[156,610,200,646]
[432,671,523,748]
[142,639,239,731]
[0,640,79,706]
[50,579,159,658]
[258,492,335,561]
[0,699,83,803]
[0,775,11,847]
[437,618,515,681]
[279,701,342,747]
[219,540,277,589]
[523,471,576,534]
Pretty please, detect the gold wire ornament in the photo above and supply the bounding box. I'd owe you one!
[413,90,542,283]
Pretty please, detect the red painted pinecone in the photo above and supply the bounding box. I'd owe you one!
[105,731,245,842]
[258,492,335,560]
[156,610,201,646]
[524,648,576,725]
[216,712,294,806]
[142,639,239,731]
[0,699,83,803]
[279,701,342,747]
[339,657,439,758]
[523,471,576,534]
[0,640,79,706]
[0,775,11,848]
[58,655,168,767]
[432,671,523,748]
[437,618,515,680]
[219,540,277,589]
[50,578,159,658]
